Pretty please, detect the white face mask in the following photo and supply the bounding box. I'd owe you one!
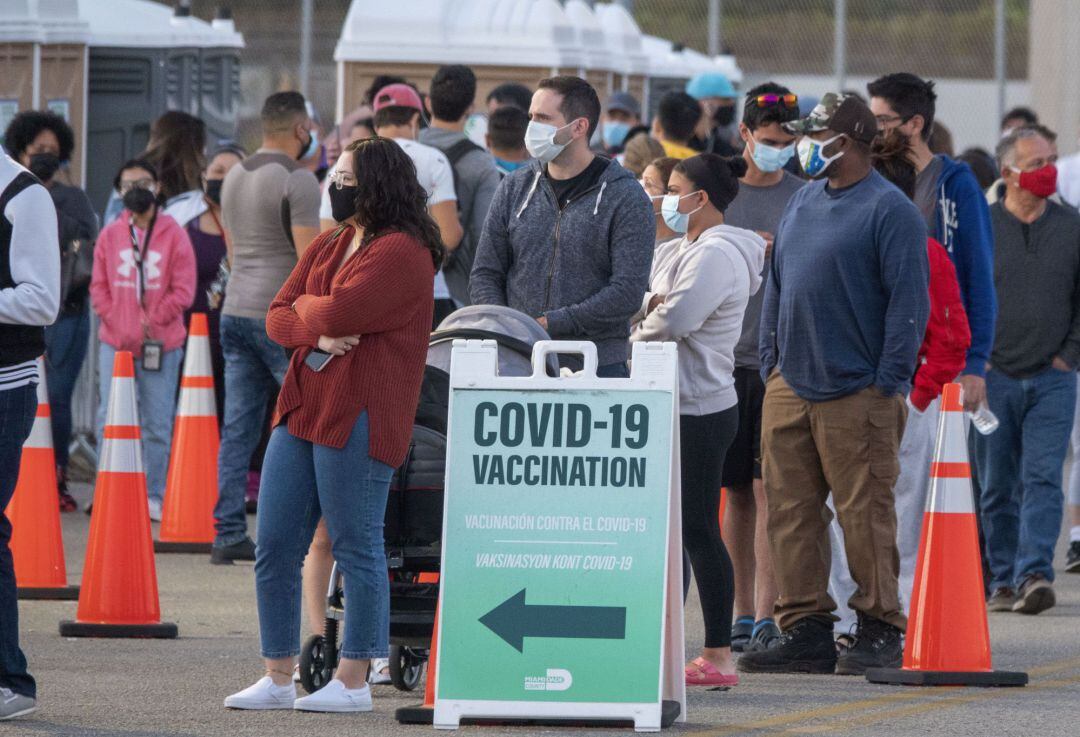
[797,133,845,178]
[525,119,578,163]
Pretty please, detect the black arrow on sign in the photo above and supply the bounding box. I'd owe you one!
[479,588,627,652]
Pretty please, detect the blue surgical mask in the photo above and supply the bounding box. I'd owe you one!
[660,191,703,234]
[797,133,845,178]
[750,139,796,173]
[602,121,631,150]
[495,158,527,173]
[298,128,319,161]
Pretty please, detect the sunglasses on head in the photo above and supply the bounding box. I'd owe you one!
[753,93,799,109]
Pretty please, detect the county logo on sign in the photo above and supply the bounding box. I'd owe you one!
[524,669,573,692]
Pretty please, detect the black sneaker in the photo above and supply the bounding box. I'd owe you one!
[835,614,903,676]
[747,619,781,652]
[731,616,754,653]
[986,586,1017,612]
[1066,542,1080,574]
[1012,574,1055,615]
[736,617,836,674]
[210,537,256,565]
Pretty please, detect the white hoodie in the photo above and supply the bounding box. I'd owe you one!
[631,223,765,415]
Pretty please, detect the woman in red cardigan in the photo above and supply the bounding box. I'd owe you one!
[224,137,442,714]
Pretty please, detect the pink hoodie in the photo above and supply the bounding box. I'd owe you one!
[91,210,196,356]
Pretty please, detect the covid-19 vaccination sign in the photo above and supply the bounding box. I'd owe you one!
[434,341,685,732]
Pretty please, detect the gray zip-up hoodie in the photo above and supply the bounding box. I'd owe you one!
[469,157,655,366]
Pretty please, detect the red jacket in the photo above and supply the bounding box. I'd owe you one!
[267,226,434,466]
[910,237,971,411]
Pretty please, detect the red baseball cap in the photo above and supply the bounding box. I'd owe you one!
[373,83,424,113]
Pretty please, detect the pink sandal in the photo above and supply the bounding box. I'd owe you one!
[684,657,739,687]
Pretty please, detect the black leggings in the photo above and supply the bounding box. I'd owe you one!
[680,407,738,649]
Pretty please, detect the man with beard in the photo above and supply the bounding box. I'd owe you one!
[739,94,929,676]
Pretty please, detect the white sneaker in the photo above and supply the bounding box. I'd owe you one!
[368,658,391,685]
[293,664,301,683]
[147,498,163,522]
[293,679,372,713]
[224,676,296,710]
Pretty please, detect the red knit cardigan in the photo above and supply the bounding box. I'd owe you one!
[266,226,434,466]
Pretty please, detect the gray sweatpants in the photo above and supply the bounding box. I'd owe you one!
[829,396,938,633]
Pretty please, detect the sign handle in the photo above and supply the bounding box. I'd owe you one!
[530,340,599,378]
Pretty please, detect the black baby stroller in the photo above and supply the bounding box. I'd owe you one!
[298,306,555,693]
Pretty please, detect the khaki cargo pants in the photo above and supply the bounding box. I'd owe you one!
[761,372,908,632]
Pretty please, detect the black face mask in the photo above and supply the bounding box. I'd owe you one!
[123,187,156,215]
[204,179,223,206]
[28,153,61,183]
[713,106,736,127]
[328,184,358,223]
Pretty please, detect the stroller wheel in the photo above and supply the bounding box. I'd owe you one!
[389,644,425,691]
[299,634,335,694]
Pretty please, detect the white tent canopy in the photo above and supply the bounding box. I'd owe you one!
[594,1,649,77]
[0,0,88,44]
[76,0,243,49]
[335,0,584,70]
[564,0,612,73]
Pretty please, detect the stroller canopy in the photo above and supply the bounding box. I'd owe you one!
[428,304,556,377]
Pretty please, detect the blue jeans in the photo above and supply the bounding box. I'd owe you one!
[1,383,39,698]
[44,310,90,469]
[255,413,394,659]
[972,367,1076,590]
[96,343,183,504]
[215,315,290,547]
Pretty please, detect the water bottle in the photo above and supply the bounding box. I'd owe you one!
[966,403,999,435]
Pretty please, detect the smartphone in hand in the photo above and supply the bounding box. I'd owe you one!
[304,349,333,372]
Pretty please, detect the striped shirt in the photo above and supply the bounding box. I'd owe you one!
[0,359,38,391]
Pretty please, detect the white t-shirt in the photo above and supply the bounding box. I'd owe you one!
[1058,152,1080,210]
[320,137,457,298]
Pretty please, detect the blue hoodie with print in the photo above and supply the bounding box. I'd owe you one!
[931,155,996,377]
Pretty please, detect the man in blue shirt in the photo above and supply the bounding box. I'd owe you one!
[739,94,929,677]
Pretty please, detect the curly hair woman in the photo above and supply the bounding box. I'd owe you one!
[224,137,442,714]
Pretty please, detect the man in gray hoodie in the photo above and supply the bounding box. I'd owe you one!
[469,76,655,376]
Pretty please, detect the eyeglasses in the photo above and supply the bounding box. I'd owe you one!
[328,170,358,190]
[753,94,798,109]
[874,114,909,127]
[118,179,154,194]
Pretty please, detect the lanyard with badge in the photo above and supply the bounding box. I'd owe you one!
[129,213,163,371]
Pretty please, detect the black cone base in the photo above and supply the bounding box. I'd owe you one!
[866,667,1028,687]
[18,585,79,600]
[154,540,213,554]
[59,620,178,639]
[396,701,681,728]
[395,704,433,724]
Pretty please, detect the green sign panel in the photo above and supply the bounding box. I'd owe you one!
[436,388,674,706]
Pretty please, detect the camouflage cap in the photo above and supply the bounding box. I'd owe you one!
[784,92,878,144]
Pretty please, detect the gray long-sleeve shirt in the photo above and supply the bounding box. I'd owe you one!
[989,200,1080,377]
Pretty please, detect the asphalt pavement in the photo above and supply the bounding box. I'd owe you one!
[11,481,1080,737]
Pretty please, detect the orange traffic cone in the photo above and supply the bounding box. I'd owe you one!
[866,383,1025,687]
[59,351,178,638]
[395,602,440,724]
[157,313,219,553]
[6,359,79,600]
